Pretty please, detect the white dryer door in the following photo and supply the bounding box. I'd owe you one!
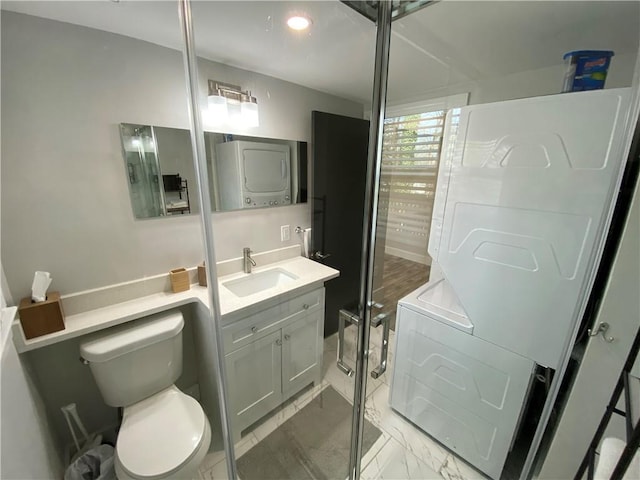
[430,88,631,368]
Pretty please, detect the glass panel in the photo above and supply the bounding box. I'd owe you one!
[367,2,639,480]
[0,2,222,480]
[188,2,378,479]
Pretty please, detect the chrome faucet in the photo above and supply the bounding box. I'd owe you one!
[243,247,256,273]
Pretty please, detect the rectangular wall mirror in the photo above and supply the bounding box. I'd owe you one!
[119,123,308,219]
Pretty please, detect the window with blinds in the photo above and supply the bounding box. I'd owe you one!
[377,108,456,264]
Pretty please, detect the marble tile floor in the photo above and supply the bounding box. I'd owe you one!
[199,329,488,480]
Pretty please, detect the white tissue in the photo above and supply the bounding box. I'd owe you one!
[31,271,52,303]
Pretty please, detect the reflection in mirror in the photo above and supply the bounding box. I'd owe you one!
[119,124,167,219]
[205,133,307,211]
[119,123,308,219]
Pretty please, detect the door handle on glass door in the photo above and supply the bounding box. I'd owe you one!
[371,311,390,379]
[337,308,359,377]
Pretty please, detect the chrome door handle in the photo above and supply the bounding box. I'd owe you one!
[314,251,331,260]
[588,322,615,343]
[339,308,360,325]
[371,312,388,328]
[337,308,360,377]
[370,312,390,379]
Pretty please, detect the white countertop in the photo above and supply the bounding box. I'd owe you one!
[12,256,339,353]
[216,256,338,316]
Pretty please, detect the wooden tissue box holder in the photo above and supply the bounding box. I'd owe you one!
[18,292,65,339]
[170,268,190,293]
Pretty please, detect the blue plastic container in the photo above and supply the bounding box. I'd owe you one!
[562,50,614,92]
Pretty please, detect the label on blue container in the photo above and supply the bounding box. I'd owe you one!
[562,50,614,92]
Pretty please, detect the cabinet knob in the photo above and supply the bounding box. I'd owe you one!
[275,338,282,346]
[284,334,291,341]
[251,326,258,334]
[302,304,309,310]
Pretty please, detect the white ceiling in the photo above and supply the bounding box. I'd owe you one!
[2,1,639,104]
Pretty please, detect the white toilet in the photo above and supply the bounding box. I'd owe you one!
[80,311,211,480]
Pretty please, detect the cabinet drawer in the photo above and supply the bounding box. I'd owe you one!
[222,288,324,353]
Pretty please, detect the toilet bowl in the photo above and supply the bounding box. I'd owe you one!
[80,311,211,480]
[115,385,211,480]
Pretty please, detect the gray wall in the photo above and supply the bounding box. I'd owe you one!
[1,341,63,479]
[1,11,363,300]
[385,52,638,108]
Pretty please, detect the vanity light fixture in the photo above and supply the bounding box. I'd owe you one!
[207,80,259,127]
[286,15,312,31]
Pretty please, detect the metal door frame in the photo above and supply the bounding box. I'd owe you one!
[178,1,238,478]
[348,3,393,479]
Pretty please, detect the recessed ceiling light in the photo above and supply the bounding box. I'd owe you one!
[287,15,312,31]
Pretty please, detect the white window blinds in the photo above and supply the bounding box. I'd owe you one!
[378,109,453,264]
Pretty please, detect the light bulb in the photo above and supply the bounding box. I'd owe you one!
[241,101,259,128]
[226,99,242,127]
[287,15,311,31]
[207,94,228,125]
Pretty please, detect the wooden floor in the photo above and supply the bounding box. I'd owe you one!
[378,254,430,330]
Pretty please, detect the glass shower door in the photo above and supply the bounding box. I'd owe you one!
[181,2,381,479]
[359,3,640,480]
[178,2,640,480]
[119,124,166,218]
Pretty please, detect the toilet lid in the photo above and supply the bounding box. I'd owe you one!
[117,387,206,479]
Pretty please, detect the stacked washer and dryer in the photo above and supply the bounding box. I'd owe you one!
[389,88,633,479]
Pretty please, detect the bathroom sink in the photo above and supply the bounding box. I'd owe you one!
[223,268,298,297]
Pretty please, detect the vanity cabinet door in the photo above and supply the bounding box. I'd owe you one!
[225,330,283,437]
[281,310,323,398]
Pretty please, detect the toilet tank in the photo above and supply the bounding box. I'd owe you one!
[80,311,184,407]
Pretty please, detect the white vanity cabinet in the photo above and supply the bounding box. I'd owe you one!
[222,287,325,440]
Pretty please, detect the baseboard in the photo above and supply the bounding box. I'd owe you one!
[384,247,431,265]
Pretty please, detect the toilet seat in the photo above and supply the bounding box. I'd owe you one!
[116,385,208,479]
